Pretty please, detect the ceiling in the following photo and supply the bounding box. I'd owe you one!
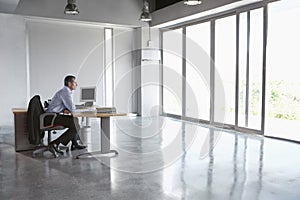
[0,0,194,14]
[0,0,143,27]
[0,0,19,13]
[155,0,182,11]
[0,0,264,27]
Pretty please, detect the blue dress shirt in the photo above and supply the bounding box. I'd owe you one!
[46,86,75,113]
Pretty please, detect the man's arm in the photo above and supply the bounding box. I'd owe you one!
[61,91,75,113]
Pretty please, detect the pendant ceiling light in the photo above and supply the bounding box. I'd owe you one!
[142,25,161,61]
[184,0,202,6]
[139,1,152,22]
[64,0,79,15]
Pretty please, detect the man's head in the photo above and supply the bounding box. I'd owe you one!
[64,75,77,90]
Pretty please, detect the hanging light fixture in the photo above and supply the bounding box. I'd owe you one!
[139,1,152,22]
[64,0,79,15]
[184,0,202,6]
[142,23,161,61]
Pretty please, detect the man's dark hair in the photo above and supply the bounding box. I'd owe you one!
[64,75,76,86]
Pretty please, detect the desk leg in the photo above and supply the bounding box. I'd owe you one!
[101,117,110,153]
[80,117,91,145]
[75,117,118,159]
[86,117,90,126]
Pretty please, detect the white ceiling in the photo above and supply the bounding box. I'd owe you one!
[0,0,143,27]
[0,0,264,27]
[0,0,19,13]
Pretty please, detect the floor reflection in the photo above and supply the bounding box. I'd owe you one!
[207,128,215,198]
[1,116,300,200]
[180,123,187,200]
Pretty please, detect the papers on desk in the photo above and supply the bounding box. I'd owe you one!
[96,107,116,113]
[73,107,116,113]
[73,107,96,113]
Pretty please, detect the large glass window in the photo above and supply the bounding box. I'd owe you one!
[266,0,300,141]
[186,22,211,120]
[160,0,300,142]
[238,9,263,130]
[248,8,263,130]
[163,29,183,115]
[215,15,236,125]
[104,28,113,107]
[238,12,248,127]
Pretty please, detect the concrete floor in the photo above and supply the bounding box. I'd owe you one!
[1,116,300,200]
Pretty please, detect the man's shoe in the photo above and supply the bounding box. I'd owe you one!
[48,143,58,158]
[71,144,87,151]
[53,144,64,155]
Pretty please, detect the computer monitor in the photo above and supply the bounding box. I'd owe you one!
[80,87,96,106]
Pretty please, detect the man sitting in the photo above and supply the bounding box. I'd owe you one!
[47,75,86,153]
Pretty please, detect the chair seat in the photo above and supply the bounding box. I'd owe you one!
[28,95,69,158]
[41,125,65,131]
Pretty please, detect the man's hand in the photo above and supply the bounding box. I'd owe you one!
[63,109,71,114]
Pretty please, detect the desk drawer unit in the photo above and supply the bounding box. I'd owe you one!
[13,111,35,152]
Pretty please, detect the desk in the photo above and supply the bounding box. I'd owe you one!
[12,108,35,151]
[72,112,126,159]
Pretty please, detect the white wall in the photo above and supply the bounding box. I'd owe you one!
[0,15,137,126]
[0,13,27,126]
[114,29,136,113]
[141,27,160,116]
[27,18,136,113]
[27,19,105,105]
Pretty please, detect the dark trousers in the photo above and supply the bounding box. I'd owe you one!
[51,115,80,146]
[72,117,81,145]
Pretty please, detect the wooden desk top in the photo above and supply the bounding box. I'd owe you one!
[12,108,27,114]
[72,112,126,118]
[12,108,126,118]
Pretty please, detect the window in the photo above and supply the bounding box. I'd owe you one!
[266,0,300,141]
[238,9,263,130]
[186,22,211,120]
[215,15,236,125]
[104,28,113,107]
[160,0,300,142]
[162,29,183,115]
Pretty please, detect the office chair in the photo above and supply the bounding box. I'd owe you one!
[27,95,69,158]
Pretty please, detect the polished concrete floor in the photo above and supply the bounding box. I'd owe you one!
[1,116,300,200]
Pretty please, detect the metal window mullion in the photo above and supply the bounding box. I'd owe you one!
[245,11,250,127]
[182,28,187,117]
[103,29,107,106]
[261,5,268,134]
[235,14,240,127]
[210,20,215,124]
[104,28,114,107]
[159,30,164,115]
[111,29,115,107]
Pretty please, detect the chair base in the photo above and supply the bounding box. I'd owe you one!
[32,145,56,157]
[32,145,69,158]
[75,149,118,159]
